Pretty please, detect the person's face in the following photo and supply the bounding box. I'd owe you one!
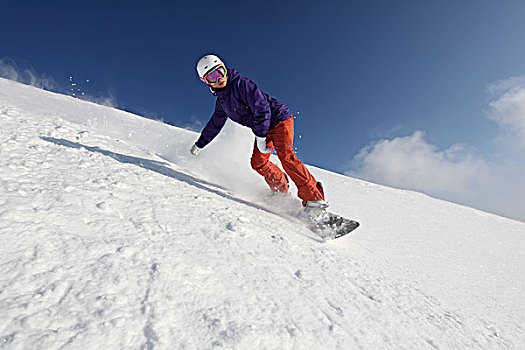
[209,74,228,89]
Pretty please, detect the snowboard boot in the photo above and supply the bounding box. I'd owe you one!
[299,199,329,222]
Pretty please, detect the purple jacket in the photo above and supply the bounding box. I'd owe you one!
[196,69,292,148]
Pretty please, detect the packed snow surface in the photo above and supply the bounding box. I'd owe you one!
[1,78,524,349]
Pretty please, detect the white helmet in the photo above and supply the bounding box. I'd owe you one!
[196,54,225,79]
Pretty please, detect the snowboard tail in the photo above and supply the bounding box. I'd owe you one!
[313,212,360,239]
[301,206,360,240]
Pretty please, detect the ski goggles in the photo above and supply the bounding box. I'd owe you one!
[201,64,227,85]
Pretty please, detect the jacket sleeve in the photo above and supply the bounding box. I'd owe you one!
[238,78,271,138]
[195,100,228,148]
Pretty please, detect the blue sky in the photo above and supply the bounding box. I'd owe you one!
[2,0,525,221]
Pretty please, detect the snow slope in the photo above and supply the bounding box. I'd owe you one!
[1,77,524,349]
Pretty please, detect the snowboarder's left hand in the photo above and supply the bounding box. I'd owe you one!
[256,136,272,154]
[190,143,201,156]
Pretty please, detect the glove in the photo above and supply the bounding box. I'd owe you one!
[255,136,272,154]
[190,143,201,156]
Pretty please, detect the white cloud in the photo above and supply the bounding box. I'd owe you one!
[347,76,525,222]
[487,77,525,154]
[348,131,494,200]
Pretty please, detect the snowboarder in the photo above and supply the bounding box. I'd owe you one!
[190,54,327,212]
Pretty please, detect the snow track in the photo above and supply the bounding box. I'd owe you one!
[1,79,524,349]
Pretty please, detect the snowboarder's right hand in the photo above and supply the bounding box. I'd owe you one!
[190,143,201,156]
[256,136,272,154]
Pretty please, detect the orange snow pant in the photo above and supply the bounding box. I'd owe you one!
[250,117,325,206]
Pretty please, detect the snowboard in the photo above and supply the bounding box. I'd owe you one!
[258,191,359,240]
[300,207,360,240]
